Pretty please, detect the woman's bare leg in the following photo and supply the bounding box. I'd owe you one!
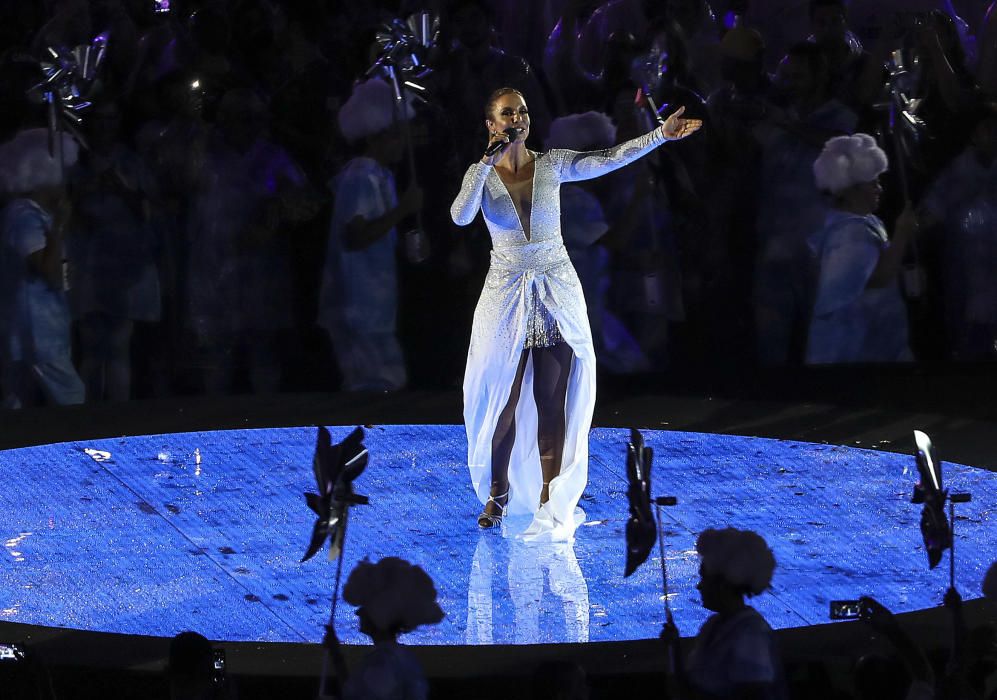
[531,342,573,504]
[483,349,530,521]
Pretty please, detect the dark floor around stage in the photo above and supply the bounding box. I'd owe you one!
[4,363,997,469]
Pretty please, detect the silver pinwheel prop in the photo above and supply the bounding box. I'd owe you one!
[27,33,108,159]
[884,49,927,201]
[301,426,369,564]
[372,12,440,85]
[301,426,370,699]
[367,12,441,264]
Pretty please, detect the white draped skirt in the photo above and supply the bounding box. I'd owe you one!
[463,239,595,541]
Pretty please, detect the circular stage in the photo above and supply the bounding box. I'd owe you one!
[2,425,994,652]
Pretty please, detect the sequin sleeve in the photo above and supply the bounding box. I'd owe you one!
[450,162,493,226]
[555,126,667,183]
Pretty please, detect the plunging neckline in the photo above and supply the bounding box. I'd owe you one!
[494,153,538,242]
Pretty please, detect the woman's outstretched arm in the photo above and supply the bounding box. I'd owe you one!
[557,106,702,183]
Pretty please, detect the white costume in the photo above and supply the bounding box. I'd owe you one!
[450,126,668,540]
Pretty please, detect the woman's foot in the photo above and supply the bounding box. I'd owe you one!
[478,490,509,529]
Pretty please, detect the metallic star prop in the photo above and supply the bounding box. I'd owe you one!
[301,426,369,563]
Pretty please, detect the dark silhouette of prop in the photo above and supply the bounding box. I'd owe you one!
[625,429,681,680]
[302,426,369,563]
[912,430,951,569]
[301,426,370,700]
[625,428,656,576]
[911,431,972,593]
[624,430,679,614]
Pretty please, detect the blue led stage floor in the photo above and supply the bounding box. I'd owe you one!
[1,425,994,646]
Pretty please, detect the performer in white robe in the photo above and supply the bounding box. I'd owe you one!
[807,133,917,365]
[450,88,701,541]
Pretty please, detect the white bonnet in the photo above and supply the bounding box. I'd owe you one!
[342,557,444,633]
[337,78,415,144]
[0,128,79,194]
[984,561,997,601]
[545,111,617,151]
[697,527,776,597]
[813,133,888,195]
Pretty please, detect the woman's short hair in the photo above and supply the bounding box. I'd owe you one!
[813,133,888,195]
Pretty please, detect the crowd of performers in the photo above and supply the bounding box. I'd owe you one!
[2,0,997,409]
[2,3,997,698]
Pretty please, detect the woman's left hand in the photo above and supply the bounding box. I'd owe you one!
[661,106,703,141]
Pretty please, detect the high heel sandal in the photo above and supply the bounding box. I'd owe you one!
[477,490,509,529]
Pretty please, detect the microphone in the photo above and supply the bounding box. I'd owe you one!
[483,127,523,157]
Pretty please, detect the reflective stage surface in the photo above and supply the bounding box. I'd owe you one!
[1,426,994,645]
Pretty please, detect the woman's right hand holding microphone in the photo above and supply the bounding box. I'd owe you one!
[481,129,513,166]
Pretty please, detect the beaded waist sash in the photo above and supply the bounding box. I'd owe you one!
[489,239,571,273]
[489,240,568,349]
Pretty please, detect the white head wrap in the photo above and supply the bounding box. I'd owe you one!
[813,133,888,195]
[337,78,415,143]
[545,111,617,151]
[342,557,444,633]
[697,527,776,596]
[984,561,997,601]
[0,129,79,194]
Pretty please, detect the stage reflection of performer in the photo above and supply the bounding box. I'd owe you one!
[467,536,589,644]
[450,88,701,540]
